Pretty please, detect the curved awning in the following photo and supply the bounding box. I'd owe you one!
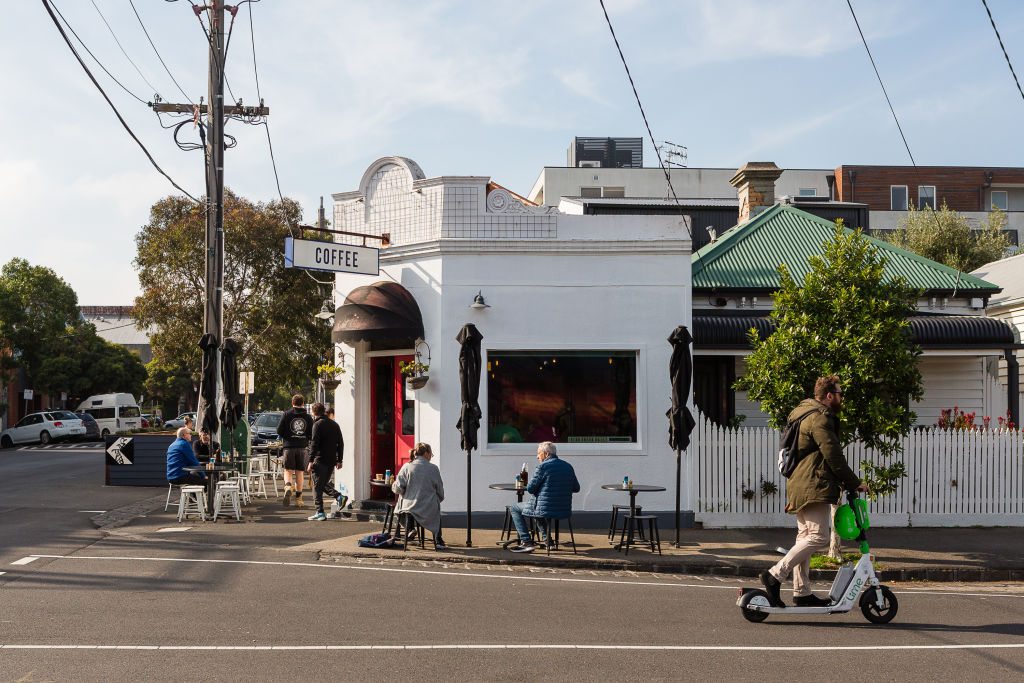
[693,314,1016,350]
[331,281,424,344]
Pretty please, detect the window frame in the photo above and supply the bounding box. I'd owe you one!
[480,343,648,457]
[991,190,1008,211]
[797,188,817,196]
[890,185,909,211]
[918,185,936,210]
[579,186,602,199]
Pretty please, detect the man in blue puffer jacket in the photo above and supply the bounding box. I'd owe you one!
[508,441,580,553]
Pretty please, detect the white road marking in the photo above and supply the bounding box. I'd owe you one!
[155,527,192,533]
[11,557,38,566]
[1,643,1024,652]
[24,554,1024,598]
[0,572,6,576]
[79,510,106,513]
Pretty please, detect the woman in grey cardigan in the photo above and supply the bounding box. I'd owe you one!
[392,443,447,550]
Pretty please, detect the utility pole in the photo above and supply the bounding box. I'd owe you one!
[153,1,268,439]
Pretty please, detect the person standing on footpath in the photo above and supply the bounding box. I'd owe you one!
[761,375,870,607]
[277,394,313,508]
[305,402,346,521]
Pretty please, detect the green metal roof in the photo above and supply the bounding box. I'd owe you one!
[691,203,1000,294]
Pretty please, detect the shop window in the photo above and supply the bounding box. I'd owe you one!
[918,185,936,210]
[580,187,602,198]
[486,350,637,444]
[890,185,908,211]
[992,191,1008,211]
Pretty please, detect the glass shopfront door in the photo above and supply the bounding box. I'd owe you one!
[369,355,415,498]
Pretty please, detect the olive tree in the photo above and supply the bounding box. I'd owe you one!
[735,224,924,557]
[884,203,1011,273]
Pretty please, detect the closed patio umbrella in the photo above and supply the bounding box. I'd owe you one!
[196,332,219,436]
[219,337,242,436]
[455,323,483,547]
[667,325,696,546]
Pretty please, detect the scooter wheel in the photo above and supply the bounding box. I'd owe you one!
[859,585,898,624]
[739,589,771,623]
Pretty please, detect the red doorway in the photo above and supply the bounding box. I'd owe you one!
[369,355,415,498]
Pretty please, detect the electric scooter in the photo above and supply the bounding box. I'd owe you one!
[737,491,899,624]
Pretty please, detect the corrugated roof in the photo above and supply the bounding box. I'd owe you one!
[692,204,1000,293]
[971,252,1024,306]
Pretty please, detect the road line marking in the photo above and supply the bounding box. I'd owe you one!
[155,527,192,533]
[2,643,1024,652]
[79,511,106,513]
[0,572,6,576]
[11,557,38,566]
[24,554,1024,598]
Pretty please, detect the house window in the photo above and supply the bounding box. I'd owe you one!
[798,188,817,196]
[891,185,908,210]
[580,187,602,198]
[992,190,1008,211]
[602,186,625,198]
[486,350,637,444]
[918,185,936,210]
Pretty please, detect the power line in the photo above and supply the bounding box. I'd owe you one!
[48,1,149,105]
[129,0,194,104]
[89,0,163,98]
[846,0,915,165]
[981,0,1024,105]
[597,0,692,241]
[42,0,201,204]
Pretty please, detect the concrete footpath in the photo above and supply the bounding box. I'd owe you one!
[104,491,1024,582]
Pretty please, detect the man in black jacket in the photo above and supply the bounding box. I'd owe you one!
[277,394,313,507]
[304,402,346,521]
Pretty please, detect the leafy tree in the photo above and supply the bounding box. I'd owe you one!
[133,190,331,409]
[143,358,196,419]
[735,225,925,556]
[884,203,1012,272]
[0,258,82,392]
[38,323,146,402]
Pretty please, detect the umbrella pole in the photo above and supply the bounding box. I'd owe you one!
[466,447,473,547]
[674,448,681,547]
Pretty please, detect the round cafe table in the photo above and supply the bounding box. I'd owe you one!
[489,483,528,544]
[601,484,666,551]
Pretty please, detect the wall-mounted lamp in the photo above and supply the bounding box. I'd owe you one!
[470,291,490,310]
[315,298,335,320]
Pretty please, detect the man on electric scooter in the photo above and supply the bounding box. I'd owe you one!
[761,375,870,608]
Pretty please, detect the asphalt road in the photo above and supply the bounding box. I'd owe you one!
[2,445,1024,681]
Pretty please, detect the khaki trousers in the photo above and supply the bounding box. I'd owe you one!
[769,502,830,598]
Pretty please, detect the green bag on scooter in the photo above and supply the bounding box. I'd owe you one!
[834,497,869,540]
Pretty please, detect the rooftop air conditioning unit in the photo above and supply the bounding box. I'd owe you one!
[578,160,601,168]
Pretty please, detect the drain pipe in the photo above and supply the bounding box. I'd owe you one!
[849,170,856,203]
[980,171,993,211]
[1007,347,1020,427]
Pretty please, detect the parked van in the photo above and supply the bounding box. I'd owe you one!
[75,393,142,437]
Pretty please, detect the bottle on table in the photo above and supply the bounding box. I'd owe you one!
[517,463,528,489]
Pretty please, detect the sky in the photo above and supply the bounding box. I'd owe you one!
[3,0,1024,305]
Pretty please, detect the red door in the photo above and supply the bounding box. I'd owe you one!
[369,355,416,499]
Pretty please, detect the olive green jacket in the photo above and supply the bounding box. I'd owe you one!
[784,399,862,514]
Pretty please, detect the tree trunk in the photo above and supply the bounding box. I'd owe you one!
[827,503,842,560]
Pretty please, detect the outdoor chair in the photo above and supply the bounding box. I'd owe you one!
[618,513,661,556]
[397,512,426,550]
[213,482,242,521]
[178,485,207,522]
[607,504,643,540]
[165,482,182,511]
[524,510,577,556]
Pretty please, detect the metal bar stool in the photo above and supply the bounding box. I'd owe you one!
[525,513,578,555]
[398,512,426,550]
[213,482,242,521]
[618,513,662,555]
[178,485,206,522]
[608,504,643,540]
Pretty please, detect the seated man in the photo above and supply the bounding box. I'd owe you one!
[166,427,206,486]
[508,441,579,553]
[191,428,220,463]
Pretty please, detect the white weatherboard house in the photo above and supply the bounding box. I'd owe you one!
[326,157,692,519]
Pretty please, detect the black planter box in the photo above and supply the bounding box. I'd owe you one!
[105,433,175,486]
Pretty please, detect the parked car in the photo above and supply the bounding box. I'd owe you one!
[164,412,197,429]
[142,413,163,428]
[74,412,101,441]
[75,393,143,437]
[250,411,283,447]
[1,411,86,447]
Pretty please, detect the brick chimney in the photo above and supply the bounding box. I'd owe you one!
[730,162,783,223]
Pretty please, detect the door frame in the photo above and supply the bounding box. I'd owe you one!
[363,349,415,499]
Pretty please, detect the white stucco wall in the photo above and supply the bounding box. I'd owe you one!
[330,158,692,514]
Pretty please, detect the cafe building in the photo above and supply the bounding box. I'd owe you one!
[327,157,692,521]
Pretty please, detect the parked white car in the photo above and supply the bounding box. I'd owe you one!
[164,412,196,430]
[1,411,86,447]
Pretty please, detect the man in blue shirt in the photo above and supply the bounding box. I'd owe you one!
[508,441,580,553]
[166,427,206,485]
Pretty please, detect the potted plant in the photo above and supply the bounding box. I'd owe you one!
[399,359,430,390]
[317,362,345,392]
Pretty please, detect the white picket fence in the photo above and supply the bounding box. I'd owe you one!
[693,414,1024,527]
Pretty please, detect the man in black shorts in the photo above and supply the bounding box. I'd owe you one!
[277,394,313,507]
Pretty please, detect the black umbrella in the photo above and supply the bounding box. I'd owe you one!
[197,332,219,435]
[667,325,696,546]
[455,323,483,547]
[219,337,242,438]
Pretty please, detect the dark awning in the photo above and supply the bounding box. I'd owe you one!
[331,281,424,344]
[693,314,1016,350]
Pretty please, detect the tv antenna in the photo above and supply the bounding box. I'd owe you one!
[656,140,688,168]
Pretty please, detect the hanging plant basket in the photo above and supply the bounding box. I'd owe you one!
[320,378,341,392]
[406,375,429,390]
